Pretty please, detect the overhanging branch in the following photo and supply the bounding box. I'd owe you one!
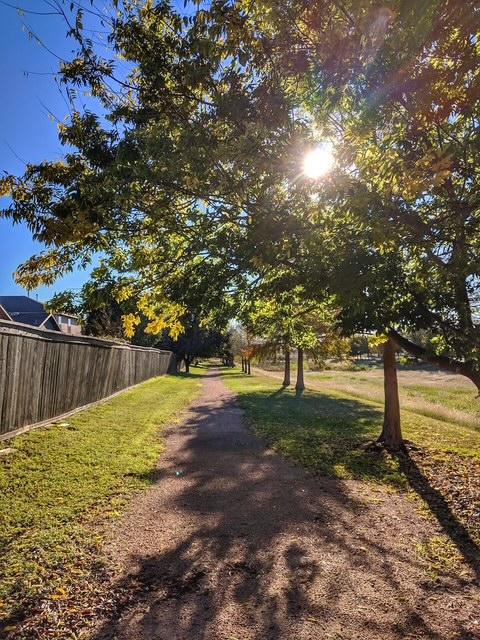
[388,329,480,388]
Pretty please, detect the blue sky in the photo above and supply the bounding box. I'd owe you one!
[0,1,98,301]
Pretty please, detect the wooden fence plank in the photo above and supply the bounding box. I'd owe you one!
[0,320,172,438]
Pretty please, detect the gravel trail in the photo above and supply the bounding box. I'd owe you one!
[90,369,479,640]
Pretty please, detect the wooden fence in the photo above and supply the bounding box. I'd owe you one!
[0,319,172,440]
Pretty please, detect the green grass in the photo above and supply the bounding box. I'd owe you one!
[222,368,480,486]
[402,382,478,413]
[416,535,467,579]
[0,372,201,629]
[224,368,480,571]
[222,369,405,484]
[306,368,480,432]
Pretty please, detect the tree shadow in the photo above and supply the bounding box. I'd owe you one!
[175,368,220,379]
[85,373,477,640]
[237,385,382,436]
[230,382,480,573]
[269,386,288,398]
[174,371,202,379]
[397,450,480,580]
[220,369,261,384]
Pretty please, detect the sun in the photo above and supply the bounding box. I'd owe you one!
[302,143,335,179]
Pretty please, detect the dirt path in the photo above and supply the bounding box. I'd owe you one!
[91,369,479,640]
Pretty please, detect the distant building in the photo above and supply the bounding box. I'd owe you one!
[0,296,61,331]
[53,312,83,336]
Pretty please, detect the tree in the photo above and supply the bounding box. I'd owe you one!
[243,294,296,387]
[46,267,148,341]
[379,336,402,450]
[3,0,480,453]
[244,287,347,394]
[329,1,480,447]
[233,0,480,448]
[1,2,300,288]
[45,290,79,316]
[228,323,249,370]
[157,316,229,373]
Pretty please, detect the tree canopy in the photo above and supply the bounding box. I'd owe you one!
[2,0,480,448]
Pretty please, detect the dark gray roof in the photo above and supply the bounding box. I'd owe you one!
[0,296,45,313]
[43,316,61,330]
[8,311,49,327]
[0,296,60,330]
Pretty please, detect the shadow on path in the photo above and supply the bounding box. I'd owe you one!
[252,366,480,577]
[89,369,478,640]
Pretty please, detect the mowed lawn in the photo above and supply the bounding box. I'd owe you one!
[247,364,480,461]
[307,366,480,433]
[0,373,201,636]
[222,366,480,553]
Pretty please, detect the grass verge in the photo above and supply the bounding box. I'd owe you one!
[222,369,480,563]
[307,369,480,432]
[222,368,406,484]
[252,368,480,460]
[0,372,202,638]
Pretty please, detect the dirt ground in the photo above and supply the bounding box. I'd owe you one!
[89,369,479,640]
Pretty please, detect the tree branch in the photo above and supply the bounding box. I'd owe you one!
[388,329,480,389]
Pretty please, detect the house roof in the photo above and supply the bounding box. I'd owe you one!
[0,296,60,331]
[0,304,12,320]
[0,296,45,313]
[11,312,51,327]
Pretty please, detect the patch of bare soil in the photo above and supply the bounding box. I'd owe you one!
[82,370,479,640]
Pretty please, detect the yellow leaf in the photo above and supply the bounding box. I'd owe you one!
[116,285,134,302]
[369,334,388,348]
[122,313,141,338]
[0,177,13,197]
[51,587,69,601]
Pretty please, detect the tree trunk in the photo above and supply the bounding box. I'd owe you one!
[283,348,291,387]
[378,336,403,450]
[184,356,190,374]
[247,359,251,375]
[241,357,245,373]
[295,348,305,394]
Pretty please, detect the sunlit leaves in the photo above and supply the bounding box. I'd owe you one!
[3,0,480,366]
[122,313,141,338]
